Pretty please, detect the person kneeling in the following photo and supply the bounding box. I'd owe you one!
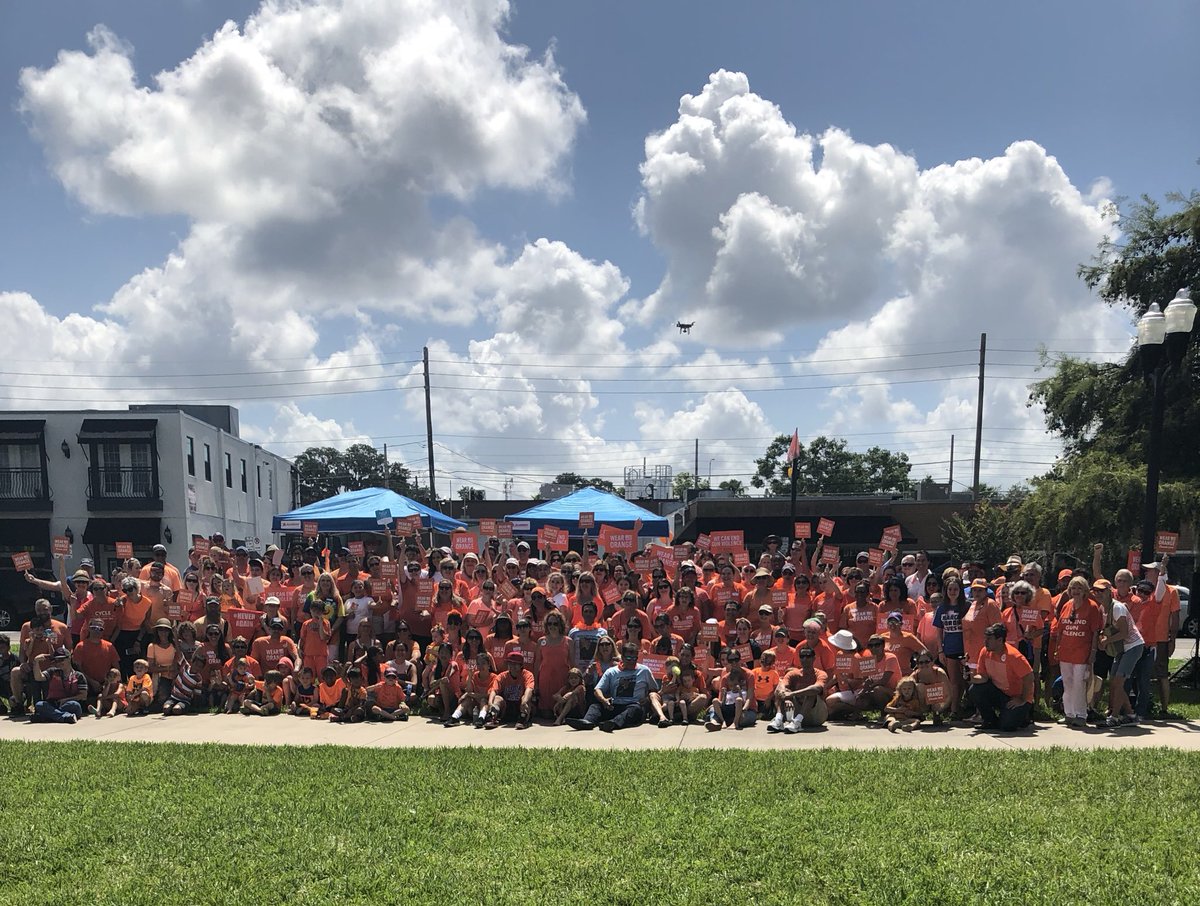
[967,623,1034,731]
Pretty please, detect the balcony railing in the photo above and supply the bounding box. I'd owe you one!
[88,468,162,510]
[0,467,47,501]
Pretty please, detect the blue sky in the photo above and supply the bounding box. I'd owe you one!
[1,1,1197,499]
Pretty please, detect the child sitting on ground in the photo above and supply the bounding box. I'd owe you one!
[124,659,154,716]
[885,678,924,733]
[752,649,781,720]
[552,667,587,726]
[162,652,207,715]
[367,667,409,721]
[314,665,345,719]
[92,667,126,718]
[446,651,492,727]
[329,666,367,723]
[243,670,284,716]
[224,657,256,714]
[286,666,318,716]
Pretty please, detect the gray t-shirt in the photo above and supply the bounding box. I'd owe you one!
[596,663,659,706]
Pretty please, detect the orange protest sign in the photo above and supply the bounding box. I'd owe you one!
[698,623,719,643]
[547,526,569,551]
[227,608,264,640]
[602,585,621,605]
[632,556,650,571]
[923,682,946,706]
[164,596,185,622]
[479,518,497,536]
[881,524,902,548]
[451,532,478,555]
[1155,531,1179,554]
[496,521,514,539]
[302,521,319,539]
[193,537,211,556]
[714,587,732,605]
[394,515,422,536]
[578,511,594,529]
[416,579,434,606]
[817,518,835,538]
[867,549,884,568]
[379,562,398,579]
[11,551,33,572]
[370,580,388,597]
[695,533,711,551]
[709,530,744,553]
[1126,549,1141,573]
[819,544,840,565]
[604,528,636,552]
[348,541,365,559]
[732,550,750,567]
[115,541,134,560]
[770,589,788,607]
[499,580,519,600]
[794,522,811,539]
[640,654,667,677]
[51,536,70,557]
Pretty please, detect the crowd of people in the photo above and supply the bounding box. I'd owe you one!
[2,530,1185,735]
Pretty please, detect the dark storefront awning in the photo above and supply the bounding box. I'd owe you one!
[0,419,46,442]
[76,418,157,443]
[0,517,50,548]
[82,517,162,546]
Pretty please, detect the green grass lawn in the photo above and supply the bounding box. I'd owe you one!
[1,743,1198,905]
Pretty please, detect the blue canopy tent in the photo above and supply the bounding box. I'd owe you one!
[503,487,669,538]
[272,488,465,535]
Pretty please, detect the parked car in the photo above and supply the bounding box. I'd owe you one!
[1178,586,1194,638]
[0,567,67,631]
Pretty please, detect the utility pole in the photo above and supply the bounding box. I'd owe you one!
[972,333,986,501]
[383,443,389,490]
[948,434,955,494]
[423,346,437,505]
[694,438,699,489]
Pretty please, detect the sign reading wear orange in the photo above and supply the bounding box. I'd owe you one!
[193,537,211,556]
[379,562,398,579]
[698,623,719,643]
[174,589,197,619]
[299,521,317,539]
[578,512,594,529]
[819,544,840,565]
[602,584,621,605]
[632,556,650,571]
[880,524,902,549]
[394,515,422,536]
[923,682,946,705]
[714,587,732,605]
[771,589,788,607]
[709,530,744,553]
[499,580,518,600]
[817,518,835,538]
[867,549,884,568]
[451,532,478,555]
[11,551,33,571]
[1127,549,1142,573]
[227,608,264,640]
[479,518,497,536]
[1155,531,1179,554]
[416,579,434,607]
[732,550,750,567]
[164,597,185,622]
[496,521,514,539]
[604,528,636,552]
[696,533,711,551]
[51,536,71,557]
[370,580,387,597]
[794,522,811,539]
[348,541,365,559]
[115,542,134,560]
[647,543,674,566]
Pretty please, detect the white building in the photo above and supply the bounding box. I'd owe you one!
[0,404,295,581]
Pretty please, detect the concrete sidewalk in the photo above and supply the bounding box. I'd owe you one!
[4,712,1199,750]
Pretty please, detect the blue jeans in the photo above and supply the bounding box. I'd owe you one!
[33,699,83,723]
[1129,646,1156,718]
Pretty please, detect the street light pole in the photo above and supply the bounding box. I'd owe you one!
[1136,288,1197,560]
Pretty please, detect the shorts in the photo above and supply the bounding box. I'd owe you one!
[1093,649,1113,680]
[717,703,756,727]
[1154,642,1171,679]
[1113,644,1144,677]
[496,699,525,723]
[827,689,858,706]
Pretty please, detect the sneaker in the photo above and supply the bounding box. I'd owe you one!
[566,718,595,731]
[1105,715,1122,729]
[472,716,485,729]
[64,714,78,724]
[484,717,499,730]
[515,721,530,730]
[87,705,98,716]
[704,719,722,732]
[658,718,671,728]
[767,712,785,733]
[598,720,616,733]
[443,717,459,728]
[1121,714,1139,726]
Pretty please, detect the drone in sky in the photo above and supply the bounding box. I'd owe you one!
[675,321,694,335]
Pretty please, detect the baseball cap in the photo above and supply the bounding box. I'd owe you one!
[264,596,281,608]
[505,650,525,664]
[1057,568,1072,581]
[384,667,399,678]
[152,544,167,553]
[758,604,774,614]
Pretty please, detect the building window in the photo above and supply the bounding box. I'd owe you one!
[203,444,212,482]
[101,442,121,495]
[130,442,151,496]
[268,469,274,500]
[240,458,247,493]
[224,452,232,488]
[256,464,262,497]
[186,436,195,476]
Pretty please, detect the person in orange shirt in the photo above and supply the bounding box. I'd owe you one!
[840,581,879,650]
[910,652,951,724]
[968,623,1033,731]
[782,573,814,643]
[664,587,701,645]
[768,647,828,732]
[313,666,345,719]
[113,577,151,677]
[1052,577,1103,727]
[765,628,796,672]
[124,659,154,716]
[139,544,182,593]
[367,667,409,721]
[751,649,781,718]
[962,579,1002,675]
[242,670,285,716]
[1144,555,1182,717]
[881,612,927,671]
[485,651,534,729]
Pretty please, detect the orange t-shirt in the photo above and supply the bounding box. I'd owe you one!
[116,593,152,632]
[1054,600,1102,664]
[977,643,1033,703]
[369,681,406,709]
[751,666,780,702]
[318,678,346,708]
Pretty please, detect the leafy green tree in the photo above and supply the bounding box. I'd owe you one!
[752,434,913,496]
[671,471,710,497]
[553,472,618,493]
[458,486,486,501]
[293,445,424,504]
[941,501,1024,568]
[718,479,747,497]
